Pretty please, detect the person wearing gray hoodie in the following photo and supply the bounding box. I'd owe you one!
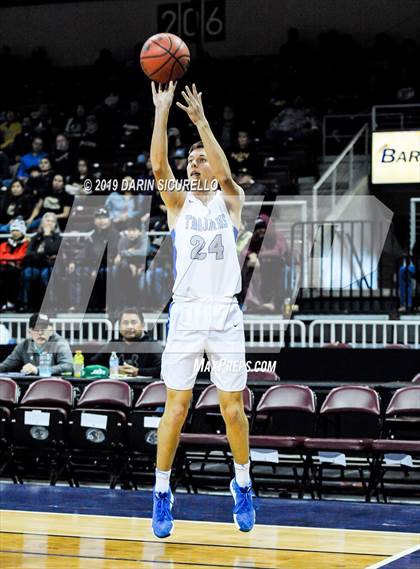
[0,313,73,375]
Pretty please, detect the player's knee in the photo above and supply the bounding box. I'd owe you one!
[220,402,243,425]
[164,403,189,426]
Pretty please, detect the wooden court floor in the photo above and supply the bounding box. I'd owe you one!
[1,510,419,568]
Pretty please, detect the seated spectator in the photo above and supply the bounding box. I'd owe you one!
[168,127,187,160]
[52,134,74,178]
[0,110,22,152]
[170,148,188,180]
[64,104,86,140]
[236,169,269,199]
[78,114,101,162]
[105,178,148,230]
[266,96,319,144]
[12,116,33,160]
[20,212,61,311]
[66,158,92,196]
[216,105,238,150]
[17,137,46,179]
[229,130,260,175]
[0,218,29,311]
[38,156,55,191]
[0,312,73,375]
[113,221,148,307]
[28,174,74,231]
[66,207,119,312]
[24,165,50,201]
[0,179,36,232]
[91,307,161,377]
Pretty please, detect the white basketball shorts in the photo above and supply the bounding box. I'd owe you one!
[161,299,247,392]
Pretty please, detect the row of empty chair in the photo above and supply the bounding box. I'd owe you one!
[0,377,419,500]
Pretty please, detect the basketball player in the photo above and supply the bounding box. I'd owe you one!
[150,82,255,538]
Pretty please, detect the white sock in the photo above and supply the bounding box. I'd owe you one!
[234,461,250,487]
[155,468,171,493]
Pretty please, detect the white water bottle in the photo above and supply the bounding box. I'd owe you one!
[39,353,52,377]
[109,352,119,379]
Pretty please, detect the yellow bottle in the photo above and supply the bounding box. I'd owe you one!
[73,350,84,378]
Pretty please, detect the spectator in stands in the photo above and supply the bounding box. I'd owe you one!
[0,218,29,311]
[20,212,61,311]
[229,130,260,175]
[66,158,92,196]
[398,254,416,312]
[24,165,49,202]
[266,96,319,144]
[17,137,46,179]
[12,116,33,160]
[85,207,119,311]
[0,110,22,152]
[105,177,148,230]
[28,174,73,231]
[170,147,188,180]
[38,156,55,189]
[64,104,86,140]
[52,134,74,178]
[216,105,238,150]
[240,215,290,312]
[0,149,10,183]
[0,179,36,232]
[113,220,148,307]
[0,312,73,375]
[167,127,187,161]
[78,114,101,162]
[91,307,161,377]
[236,169,269,199]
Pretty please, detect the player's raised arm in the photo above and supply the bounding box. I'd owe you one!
[176,84,244,212]
[150,81,184,210]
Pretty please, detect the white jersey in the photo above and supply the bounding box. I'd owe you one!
[170,190,241,301]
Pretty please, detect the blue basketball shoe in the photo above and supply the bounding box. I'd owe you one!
[152,487,174,538]
[230,479,256,532]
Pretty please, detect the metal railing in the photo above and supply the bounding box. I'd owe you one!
[2,314,419,349]
[410,197,420,253]
[372,104,420,131]
[309,319,420,348]
[322,113,370,157]
[312,124,369,220]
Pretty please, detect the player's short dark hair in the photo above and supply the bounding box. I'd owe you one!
[188,141,205,155]
[119,307,144,324]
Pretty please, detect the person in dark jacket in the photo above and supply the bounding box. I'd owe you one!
[0,218,29,310]
[20,212,61,311]
[0,179,36,232]
[91,308,161,377]
[0,312,73,375]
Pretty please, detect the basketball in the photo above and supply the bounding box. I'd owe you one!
[140,33,190,83]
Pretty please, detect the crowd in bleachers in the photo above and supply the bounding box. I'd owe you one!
[0,28,418,314]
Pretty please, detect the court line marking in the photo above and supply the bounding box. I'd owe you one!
[0,531,383,557]
[1,508,417,536]
[366,544,420,568]
[0,549,281,569]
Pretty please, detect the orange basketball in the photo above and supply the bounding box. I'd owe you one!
[140,33,190,83]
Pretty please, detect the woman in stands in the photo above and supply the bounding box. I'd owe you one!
[19,212,61,311]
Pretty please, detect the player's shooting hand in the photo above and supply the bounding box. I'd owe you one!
[176,84,206,125]
[151,81,177,111]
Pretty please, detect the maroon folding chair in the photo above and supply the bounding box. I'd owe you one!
[249,384,316,497]
[68,380,132,488]
[0,378,20,481]
[178,384,254,492]
[10,378,74,484]
[368,386,420,502]
[303,385,381,499]
[124,381,167,489]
